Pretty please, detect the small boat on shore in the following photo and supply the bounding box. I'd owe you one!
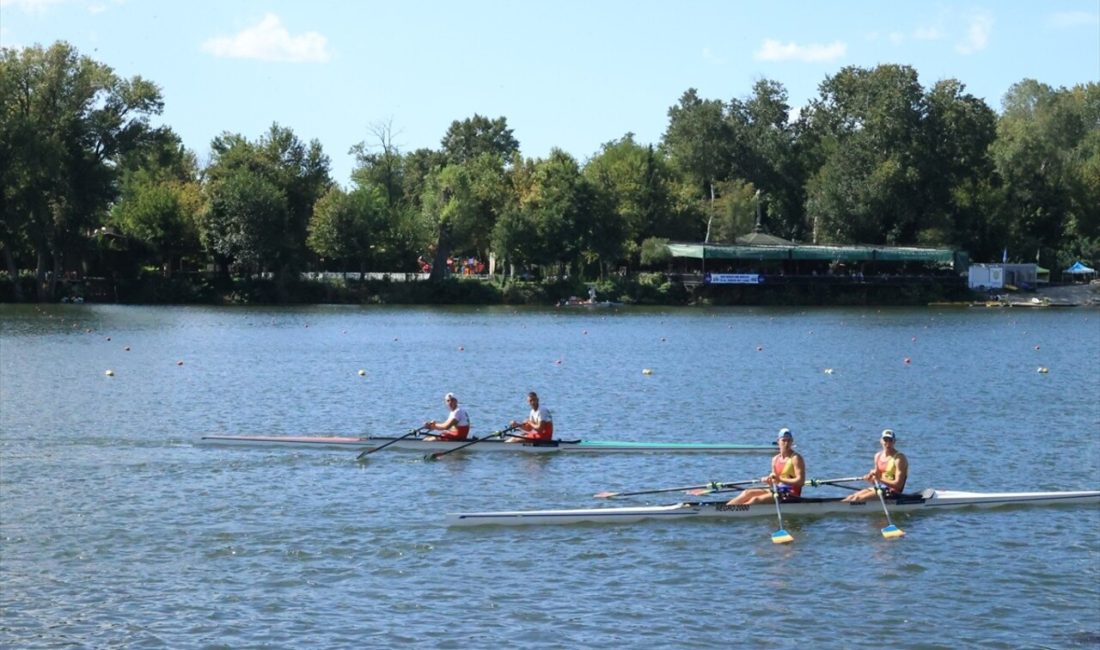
[197,434,776,455]
[556,299,622,308]
[446,489,1100,527]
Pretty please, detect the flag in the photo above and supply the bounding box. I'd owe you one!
[1002,248,1007,263]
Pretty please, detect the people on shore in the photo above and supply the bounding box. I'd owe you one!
[507,391,554,443]
[726,428,805,505]
[843,429,909,502]
[424,393,471,441]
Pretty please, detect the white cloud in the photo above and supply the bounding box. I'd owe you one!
[1048,11,1099,28]
[888,32,905,46]
[754,39,846,63]
[955,11,993,54]
[201,13,331,63]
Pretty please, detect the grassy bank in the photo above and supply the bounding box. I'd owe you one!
[1,271,973,306]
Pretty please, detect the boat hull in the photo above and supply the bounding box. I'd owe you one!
[197,434,776,454]
[446,490,1100,526]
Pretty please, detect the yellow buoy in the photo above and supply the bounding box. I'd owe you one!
[1037,367,1049,374]
[642,368,653,375]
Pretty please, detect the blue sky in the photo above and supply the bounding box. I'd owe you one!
[2,0,1098,185]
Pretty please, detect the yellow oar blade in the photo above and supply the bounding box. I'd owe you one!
[771,529,794,544]
[592,491,617,499]
[881,524,905,539]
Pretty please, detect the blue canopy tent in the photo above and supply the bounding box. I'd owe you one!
[1064,261,1096,280]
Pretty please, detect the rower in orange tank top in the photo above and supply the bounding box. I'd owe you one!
[726,428,806,506]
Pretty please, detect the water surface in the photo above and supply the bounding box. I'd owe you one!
[2,304,1098,648]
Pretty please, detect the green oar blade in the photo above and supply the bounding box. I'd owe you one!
[771,529,794,544]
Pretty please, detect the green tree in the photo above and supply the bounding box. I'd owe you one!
[109,129,202,276]
[663,89,733,242]
[199,169,288,275]
[803,65,928,245]
[992,80,1100,266]
[517,149,590,272]
[440,114,519,164]
[727,79,806,239]
[583,135,682,266]
[420,164,478,280]
[921,79,998,254]
[0,41,163,300]
[307,185,388,277]
[203,124,331,278]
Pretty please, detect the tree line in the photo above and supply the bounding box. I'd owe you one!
[2,41,1097,302]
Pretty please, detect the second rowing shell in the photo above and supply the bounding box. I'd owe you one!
[197,434,777,454]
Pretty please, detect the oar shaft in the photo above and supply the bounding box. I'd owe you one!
[875,483,906,539]
[357,427,427,459]
[426,426,518,460]
[808,476,866,487]
[596,479,759,499]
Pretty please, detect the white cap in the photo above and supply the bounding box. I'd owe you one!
[881,428,895,440]
[777,427,793,439]
[444,392,456,402]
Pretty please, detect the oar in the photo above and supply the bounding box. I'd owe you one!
[593,479,754,499]
[423,425,519,461]
[874,483,905,539]
[770,487,794,544]
[357,427,429,460]
[683,479,764,496]
[807,476,865,488]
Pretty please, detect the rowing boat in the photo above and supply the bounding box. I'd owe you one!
[197,434,777,454]
[446,489,1100,526]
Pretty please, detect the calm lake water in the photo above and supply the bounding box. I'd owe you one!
[1,304,1098,649]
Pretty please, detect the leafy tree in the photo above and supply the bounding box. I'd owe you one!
[991,80,1100,267]
[663,89,733,242]
[307,185,388,277]
[441,114,519,164]
[518,149,590,271]
[109,129,202,275]
[710,180,759,244]
[584,135,682,265]
[921,79,998,254]
[110,171,202,275]
[727,80,806,239]
[0,41,163,300]
[203,124,331,278]
[199,169,288,275]
[803,65,928,245]
[420,164,478,280]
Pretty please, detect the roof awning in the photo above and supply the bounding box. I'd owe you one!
[666,243,957,264]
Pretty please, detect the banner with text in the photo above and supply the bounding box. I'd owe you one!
[705,273,763,285]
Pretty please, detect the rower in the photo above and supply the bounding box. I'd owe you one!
[726,428,805,506]
[424,393,471,441]
[507,391,553,443]
[843,429,908,502]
